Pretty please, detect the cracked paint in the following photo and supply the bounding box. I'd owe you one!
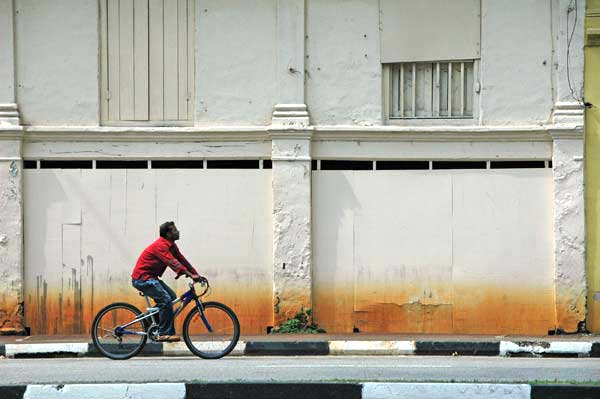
[271,140,312,323]
[0,160,25,334]
[553,139,586,332]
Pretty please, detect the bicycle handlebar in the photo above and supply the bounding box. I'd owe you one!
[188,277,210,297]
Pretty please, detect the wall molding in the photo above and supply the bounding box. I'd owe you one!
[22,126,270,142]
[0,129,24,140]
[0,104,20,127]
[1,124,583,143]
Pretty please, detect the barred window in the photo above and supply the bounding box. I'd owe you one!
[385,61,475,119]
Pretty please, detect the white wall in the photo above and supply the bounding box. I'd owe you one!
[305,0,382,126]
[0,0,16,103]
[7,1,572,127]
[479,0,554,125]
[195,0,278,126]
[14,0,99,126]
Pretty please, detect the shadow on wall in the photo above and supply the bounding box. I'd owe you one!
[312,170,361,332]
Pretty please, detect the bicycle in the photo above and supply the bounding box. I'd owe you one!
[91,278,240,360]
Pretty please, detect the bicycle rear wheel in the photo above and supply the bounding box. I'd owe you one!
[183,301,240,359]
[91,302,148,360]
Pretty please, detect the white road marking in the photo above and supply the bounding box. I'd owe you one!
[256,364,451,368]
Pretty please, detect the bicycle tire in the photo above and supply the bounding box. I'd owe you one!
[182,301,240,359]
[91,302,148,360]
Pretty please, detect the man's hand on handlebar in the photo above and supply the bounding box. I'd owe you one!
[175,268,208,284]
[190,274,207,284]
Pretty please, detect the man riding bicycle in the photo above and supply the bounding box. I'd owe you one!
[131,221,204,342]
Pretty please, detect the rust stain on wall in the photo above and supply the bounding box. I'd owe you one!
[24,282,273,335]
[353,302,453,334]
[314,283,556,335]
[0,301,25,335]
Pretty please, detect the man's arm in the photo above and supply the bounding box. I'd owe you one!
[153,243,188,275]
[172,245,200,276]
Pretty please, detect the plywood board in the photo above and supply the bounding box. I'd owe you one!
[23,168,273,335]
[312,168,555,334]
[380,0,481,63]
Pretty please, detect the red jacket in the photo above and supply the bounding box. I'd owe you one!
[131,237,198,281]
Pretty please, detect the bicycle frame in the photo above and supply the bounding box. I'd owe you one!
[115,281,212,336]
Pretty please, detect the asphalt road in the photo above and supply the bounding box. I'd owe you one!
[1,356,599,385]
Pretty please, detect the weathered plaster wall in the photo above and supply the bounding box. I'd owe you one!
[553,137,586,332]
[554,0,585,104]
[312,140,552,160]
[14,0,99,126]
[23,139,272,160]
[195,0,277,126]
[0,0,16,104]
[0,0,587,336]
[7,0,576,127]
[479,0,554,125]
[0,141,25,334]
[305,0,382,126]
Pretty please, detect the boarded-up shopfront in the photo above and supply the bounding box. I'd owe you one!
[23,165,273,335]
[313,162,555,334]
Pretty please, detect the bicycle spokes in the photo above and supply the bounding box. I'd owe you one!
[93,304,147,359]
[183,302,240,359]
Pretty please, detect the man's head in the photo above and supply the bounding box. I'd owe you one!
[159,221,180,241]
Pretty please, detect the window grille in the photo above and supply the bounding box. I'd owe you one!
[386,61,475,119]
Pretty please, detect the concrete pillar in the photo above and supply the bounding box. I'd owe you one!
[551,132,586,332]
[270,0,313,325]
[269,128,313,324]
[0,0,25,335]
[549,0,586,332]
[0,136,24,335]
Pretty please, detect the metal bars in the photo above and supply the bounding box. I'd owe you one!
[388,60,474,119]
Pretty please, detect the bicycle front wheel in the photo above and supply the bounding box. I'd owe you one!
[91,302,148,360]
[183,301,240,359]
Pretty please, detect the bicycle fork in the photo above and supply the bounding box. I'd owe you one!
[194,298,213,333]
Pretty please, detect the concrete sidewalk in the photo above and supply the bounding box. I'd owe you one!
[0,334,599,358]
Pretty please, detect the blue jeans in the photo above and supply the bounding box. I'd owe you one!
[132,278,177,336]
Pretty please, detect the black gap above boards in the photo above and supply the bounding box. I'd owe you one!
[25,159,554,171]
[207,160,260,169]
[432,161,487,170]
[320,160,373,171]
[152,160,204,169]
[40,160,93,169]
[23,160,37,169]
[96,160,147,169]
[376,161,429,170]
[490,161,546,169]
